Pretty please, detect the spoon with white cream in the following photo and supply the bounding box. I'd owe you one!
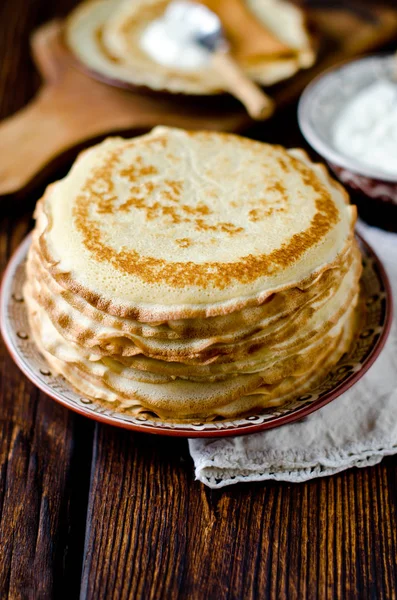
[141,1,275,120]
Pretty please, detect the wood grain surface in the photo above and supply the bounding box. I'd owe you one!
[0,1,397,599]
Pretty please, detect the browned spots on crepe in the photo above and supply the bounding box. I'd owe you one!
[94,27,120,64]
[70,132,340,290]
[175,238,192,248]
[248,180,288,221]
[119,160,158,183]
[91,149,243,234]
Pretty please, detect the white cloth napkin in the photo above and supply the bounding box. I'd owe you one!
[189,221,397,488]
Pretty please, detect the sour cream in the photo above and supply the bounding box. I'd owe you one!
[333,80,397,177]
[140,3,211,70]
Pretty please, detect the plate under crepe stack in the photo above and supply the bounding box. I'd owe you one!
[25,127,361,422]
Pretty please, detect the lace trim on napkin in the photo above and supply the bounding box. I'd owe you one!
[189,439,397,488]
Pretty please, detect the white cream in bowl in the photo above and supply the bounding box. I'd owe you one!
[333,79,397,178]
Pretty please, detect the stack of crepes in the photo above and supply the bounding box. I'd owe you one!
[65,0,315,94]
[25,127,361,422]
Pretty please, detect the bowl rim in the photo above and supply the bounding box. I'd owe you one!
[298,53,397,184]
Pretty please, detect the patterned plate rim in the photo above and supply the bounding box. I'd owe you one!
[0,233,393,438]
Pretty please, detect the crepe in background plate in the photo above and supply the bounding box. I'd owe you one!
[66,0,315,94]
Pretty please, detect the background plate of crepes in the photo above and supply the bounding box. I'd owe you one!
[0,233,392,437]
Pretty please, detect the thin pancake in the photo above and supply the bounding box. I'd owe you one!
[36,128,356,321]
[65,0,315,95]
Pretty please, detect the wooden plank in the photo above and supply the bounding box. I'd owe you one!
[0,213,94,600]
[81,423,397,599]
[80,427,191,599]
[0,0,94,598]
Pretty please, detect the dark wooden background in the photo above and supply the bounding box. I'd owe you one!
[1,1,397,598]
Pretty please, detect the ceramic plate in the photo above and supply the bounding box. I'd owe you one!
[0,234,392,437]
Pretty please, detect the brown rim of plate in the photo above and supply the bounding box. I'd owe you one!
[0,232,393,438]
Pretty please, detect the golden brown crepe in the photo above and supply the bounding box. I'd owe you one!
[25,128,360,422]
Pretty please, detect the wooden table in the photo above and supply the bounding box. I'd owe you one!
[1,1,397,598]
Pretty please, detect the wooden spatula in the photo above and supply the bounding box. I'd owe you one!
[163,1,275,119]
[0,20,252,197]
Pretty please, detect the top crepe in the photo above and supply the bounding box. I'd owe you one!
[36,127,356,322]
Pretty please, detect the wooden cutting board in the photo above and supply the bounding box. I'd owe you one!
[1,3,397,197]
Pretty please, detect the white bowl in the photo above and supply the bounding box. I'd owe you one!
[298,54,397,228]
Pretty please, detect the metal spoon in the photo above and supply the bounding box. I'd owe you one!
[163,1,275,120]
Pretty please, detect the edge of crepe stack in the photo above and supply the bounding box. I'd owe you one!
[27,235,360,365]
[26,290,360,420]
[24,215,362,421]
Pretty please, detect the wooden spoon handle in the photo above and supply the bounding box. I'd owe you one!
[211,50,274,120]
